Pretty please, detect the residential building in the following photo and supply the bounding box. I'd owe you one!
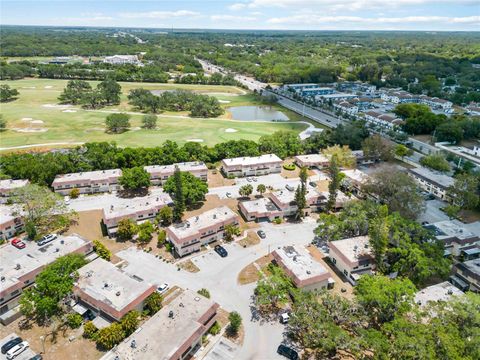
[238,197,283,222]
[167,206,239,257]
[103,55,141,65]
[337,81,376,95]
[408,167,454,200]
[73,258,156,321]
[221,154,282,178]
[341,169,370,196]
[351,97,374,110]
[101,289,219,360]
[450,259,480,293]
[270,188,326,217]
[52,169,122,196]
[0,234,93,325]
[425,220,480,258]
[364,110,404,129]
[299,87,335,96]
[315,93,357,101]
[102,193,173,236]
[328,236,374,284]
[0,179,29,204]
[414,281,464,308]
[435,142,480,168]
[294,153,330,169]
[272,245,333,291]
[0,206,24,240]
[334,101,359,115]
[352,150,375,166]
[465,105,480,116]
[144,162,208,185]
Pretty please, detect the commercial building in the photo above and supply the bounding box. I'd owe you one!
[408,167,454,201]
[425,220,480,258]
[272,245,333,291]
[414,281,464,307]
[167,206,239,257]
[104,55,141,65]
[73,258,156,321]
[328,236,374,284]
[144,162,208,186]
[101,289,219,360]
[0,234,93,324]
[221,154,282,178]
[238,197,283,222]
[52,169,122,196]
[102,193,173,236]
[450,259,480,293]
[0,179,29,204]
[0,206,24,241]
[294,154,330,169]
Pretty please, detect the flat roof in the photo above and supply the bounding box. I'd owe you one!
[429,220,477,240]
[102,290,218,360]
[241,197,280,214]
[0,205,22,225]
[295,154,329,164]
[144,162,207,175]
[75,258,153,313]
[342,169,369,184]
[222,154,282,167]
[457,259,480,277]
[168,206,237,239]
[271,188,323,205]
[103,192,173,220]
[52,169,122,185]
[0,179,29,191]
[317,93,357,99]
[0,234,91,295]
[328,236,372,264]
[408,167,455,188]
[414,281,464,307]
[273,245,330,284]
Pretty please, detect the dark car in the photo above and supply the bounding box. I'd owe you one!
[277,344,299,360]
[309,181,317,187]
[214,245,228,257]
[1,337,22,355]
[257,230,266,239]
[29,355,43,360]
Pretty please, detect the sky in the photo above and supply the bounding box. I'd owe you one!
[1,0,479,31]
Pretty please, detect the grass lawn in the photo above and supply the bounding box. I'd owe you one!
[0,78,310,150]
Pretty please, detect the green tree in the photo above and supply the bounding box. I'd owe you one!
[394,144,413,160]
[0,114,6,131]
[120,310,140,337]
[197,288,211,299]
[362,135,394,162]
[157,229,167,247]
[119,166,151,190]
[256,183,266,196]
[69,188,80,199]
[326,155,341,212]
[93,239,111,261]
[83,321,98,339]
[354,275,416,326]
[0,84,19,102]
[66,313,83,329]
[144,292,163,315]
[420,154,451,172]
[80,89,105,109]
[209,321,221,335]
[137,220,154,244]
[436,122,464,144]
[224,224,240,242]
[96,323,125,350]
[156,206,173,226]
[116,218,138,240]
[141,114,158,129]
[447,173,479,210]
[98,78,121,105]
[322,145,356,168]
[170,166,185,221]
[294,185,307,220]
[164,170,209,210]
[105,113,131,133]
[239,184,253,198]
[254,265,294,314]
[227,311,242,336]
[58,80,92,104]
[368,205,390,272]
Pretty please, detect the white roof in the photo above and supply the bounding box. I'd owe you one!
[241,197,280,213]
[144,162,207,175]
[342,169,369,184]
[409,167,455,188]
[222,154,282,167]
[0,205,22,225]
[103,193,173,221]
[272,188,322,205]
[295,154,329,164]
[414,281,464,307]
[75,258,153,312]
[329,236,372,264]
[0,179,29,191]
[430,220,478,240]
[274,245,329,282]
[52,169,122,185]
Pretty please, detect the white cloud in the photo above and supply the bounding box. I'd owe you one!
[211,14,257,22]
[229,3,247,11]
[119,10,200,19]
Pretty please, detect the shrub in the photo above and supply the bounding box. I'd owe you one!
[144,292,163,315]
[227,311,242,336]
[197,288,211,299]
[120,310,140,337]
[273,218,282,224]
[83,321,98,339]
[116,218,138,240]
[69,188,80,199]
[283,163,296,171]
[96,323,125,350]
[66,313,83,329]
[209,321,221,335]
[93,240,111,261]
[157,229,167,248]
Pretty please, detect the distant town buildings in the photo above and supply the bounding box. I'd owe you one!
[0,179,29,204]
[221,154,282,178]
[52,169,122,196]
[103,55,141,65]
[364,110,404,130]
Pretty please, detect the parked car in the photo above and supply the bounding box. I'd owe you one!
[257,230,266,239]
[11,238,26,249]
[253,177,258,182]
[246,177,252,182]
[280,312,290,324]
[157,283,169,294]
[309,181,317,187]
[64,196,70,205]
[214,245,228,257]
[6,341,29,360]
[285,184,294,191]
[1,337,22,354]
[29,355,43,360]
[277,344,298,360]
[37,234,57,246]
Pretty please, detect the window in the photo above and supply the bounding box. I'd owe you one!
[343,270,348,276]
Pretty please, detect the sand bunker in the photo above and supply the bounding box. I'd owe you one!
[42,104,72,109]
[44,86,53,89]
[13,128,48,133]
[131,127,141,131]
[186,139,204,142]
[21,117,33,121]
[225,128,238,133]
[219,100,231,104]
[21,86,36,89]
[30,120,44,124]
[62,109,77,113]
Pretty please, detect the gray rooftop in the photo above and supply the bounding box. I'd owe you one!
[414,281,464,307]
[274,245,330,282]
[408,167,455,188]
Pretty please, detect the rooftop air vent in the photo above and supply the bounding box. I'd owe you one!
[116,291,121,296]
[169,310,174,318]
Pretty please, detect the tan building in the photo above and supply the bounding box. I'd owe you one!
[144,162,208,186]
[73,258,156,321]
[238,197,283,222]
[167,206,239,257]
[408,167,454,201]
[294,154,330,169]
[52,169,122,195]
[451,259,480,293]
[101,289,219,360]
[102,193,173,236]
[270,188,326,217]
[0,234,93,324]
[0,206,24,240]
[272,245,333,291]
[0,179,29,204]
[328,236,374,284]
[221,154,282,177]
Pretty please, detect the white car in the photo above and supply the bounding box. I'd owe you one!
[37,233,57,246]
[157,283,169,294]
[6,341,29,360]
[64,196,71,205]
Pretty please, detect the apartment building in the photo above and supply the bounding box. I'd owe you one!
[52,169,122,195]
[272,245,333,291]
[101,290,219,360]
[102,193,173,236]
[238,197,283,222]
[0,179,29,204]
[0,206,24,240]
[333,101,359,115]
[144,162,208,185]
[450,259,480,293]
[294,154,330,169]
[364,110,404,130]
[0,234,93,324]
[73,258,156,321]
[425,220,480,258]
[270,188,326,217]
[167,206,239,257]
[414,281,464,308]
[408,167,454,201]
[328,236,374,284]
[221,154,282,178]
[341,169,370,196]
[103,54,141,65]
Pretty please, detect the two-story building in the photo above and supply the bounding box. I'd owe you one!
[221,154,282,178]
[294,153,330,169]
[52,169,122,195]
[0,206,24,240]
[144,162,208,186]
[450,259,480,293]
[408,167,454,201]
[0,179,29,204]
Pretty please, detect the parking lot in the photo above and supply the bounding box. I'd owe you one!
[0,333,38,360]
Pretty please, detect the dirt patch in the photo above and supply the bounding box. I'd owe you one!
[178,259,200,273]
[237,254,273,285]
[208,169,235,187]
[13,128,48,133]
[66,210,104,240]
[237,231,260,248]
[225,128,237,133]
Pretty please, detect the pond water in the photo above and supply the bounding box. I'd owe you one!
[228,106,289,121]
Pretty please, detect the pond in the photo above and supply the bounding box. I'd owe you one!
[228,106,290,121]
